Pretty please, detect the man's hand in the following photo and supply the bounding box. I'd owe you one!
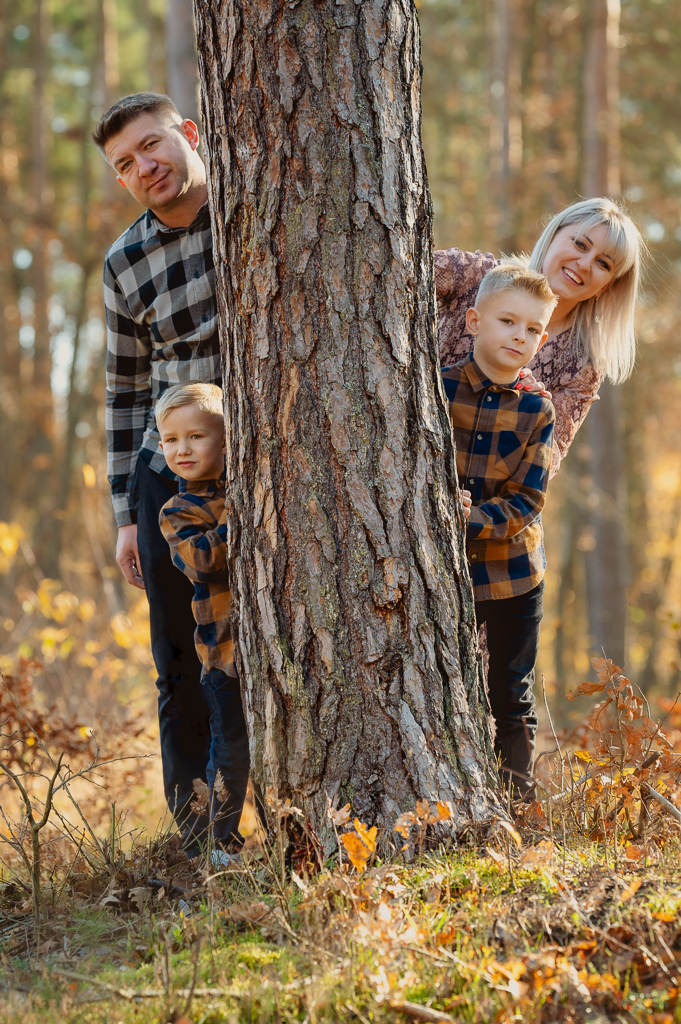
[461,489,472,519]
[116,524,145,589]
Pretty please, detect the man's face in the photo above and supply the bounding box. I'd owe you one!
[159,405,226,482]
[104,113,202,213]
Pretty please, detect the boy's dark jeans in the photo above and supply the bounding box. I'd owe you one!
[202,667,250,849]
[475,580,544,797]
[131,460,218,854]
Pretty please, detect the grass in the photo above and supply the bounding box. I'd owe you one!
[2,824,681,1024]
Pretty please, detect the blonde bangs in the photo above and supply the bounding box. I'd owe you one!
[572,211,637,279]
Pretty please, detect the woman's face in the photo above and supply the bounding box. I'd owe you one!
[542,222,617,317]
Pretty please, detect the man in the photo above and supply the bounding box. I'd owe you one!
[93,93,220,857]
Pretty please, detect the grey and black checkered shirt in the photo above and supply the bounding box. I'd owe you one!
[104,202,221,527]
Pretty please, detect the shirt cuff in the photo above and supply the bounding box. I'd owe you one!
[111,495,136,528]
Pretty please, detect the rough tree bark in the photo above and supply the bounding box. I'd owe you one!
[581,0,628,667]
[194,0,502,843]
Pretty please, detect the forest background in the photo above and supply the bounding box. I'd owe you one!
[1,0,680,823]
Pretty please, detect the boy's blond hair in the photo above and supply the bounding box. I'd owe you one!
[476,256,557,312]
[155,382,224,426]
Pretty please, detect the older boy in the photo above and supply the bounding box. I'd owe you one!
[156,383,248,861]
[442,261,557,797]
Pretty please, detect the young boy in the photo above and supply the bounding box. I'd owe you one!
[156,382,248,863]
[442,260,558,797]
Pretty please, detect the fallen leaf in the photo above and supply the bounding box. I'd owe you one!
[327,801,351,827]
[486,847,506,867]
[190,778,209,814]
[620,878,642,902]
[226,901,271,925]
[435,800,453,821]
[291,871,309,893]
[567,681,606,700]
[394,811,419,839]
[128,886,152,912]
[519,840,555,868]
[624,845,644,861]
[654,911,676,922]
[214,769,227,802]
[495,818,522,847]
[354,819,377,853]
[342,833,372,873]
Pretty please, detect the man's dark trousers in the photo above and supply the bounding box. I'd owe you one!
[132,459,213,854]
[475,581,543,796]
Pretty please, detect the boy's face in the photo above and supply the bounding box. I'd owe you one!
[159,405,226,482]
[466,289,552,384]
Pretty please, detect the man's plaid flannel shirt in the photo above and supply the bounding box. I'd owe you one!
[104,202,221,527]
[158,477,235,674]
[442,354,555,602]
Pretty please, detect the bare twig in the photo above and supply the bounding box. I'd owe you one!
[641,782,681,827]
[0,752,64,934]
[51,968,235,1001]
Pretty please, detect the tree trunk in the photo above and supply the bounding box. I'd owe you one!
[28,0,61,573]
[489,0,522,252]
[194,0,502,843]
[580,0,627,667]
[582,0,620,198]
[166,0,200,124]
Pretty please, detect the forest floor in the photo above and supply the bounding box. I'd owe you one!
[2,656,681,1024]
[1,810,680,1024]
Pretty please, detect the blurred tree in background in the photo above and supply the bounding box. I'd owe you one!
[2,0,681,740]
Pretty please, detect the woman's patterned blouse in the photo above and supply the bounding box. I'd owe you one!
[434,247,602,478]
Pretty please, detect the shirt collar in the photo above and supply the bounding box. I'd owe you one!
[462,352,521,393]
[178,476,224,497]
[145,201,210,239]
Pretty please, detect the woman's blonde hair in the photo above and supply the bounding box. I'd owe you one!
[155,382,224,425]
[528,197,647,383]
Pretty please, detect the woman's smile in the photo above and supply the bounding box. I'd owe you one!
[562,267,583,286]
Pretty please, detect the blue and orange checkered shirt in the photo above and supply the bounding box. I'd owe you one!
[159,477,234,673]
[442,354,555,601]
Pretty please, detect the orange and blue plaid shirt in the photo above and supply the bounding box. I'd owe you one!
[442,354,555,601]
[159,477,235,674]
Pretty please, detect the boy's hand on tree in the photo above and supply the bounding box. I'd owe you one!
[461,489,472,519]
[116,524,145,589]
[517,369,551,398]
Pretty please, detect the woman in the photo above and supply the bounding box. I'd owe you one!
[435,197,646,476]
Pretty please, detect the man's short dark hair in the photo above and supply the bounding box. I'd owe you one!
[92,92,181,151]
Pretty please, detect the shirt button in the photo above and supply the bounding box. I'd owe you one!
[471,554,477,560]
[486,395,492,402]
[469,479,474,485]
[477,434,483,440]
[201,315,208,322]
[194,271,200,279]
